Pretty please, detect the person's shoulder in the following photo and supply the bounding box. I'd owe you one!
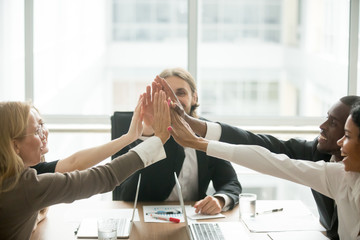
[21,168,38,181]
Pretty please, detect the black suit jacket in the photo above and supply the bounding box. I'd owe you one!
[111,113,241,210]
[218,122,338,240]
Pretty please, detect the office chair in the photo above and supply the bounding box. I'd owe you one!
[111,111,139,200]
[111,111,133,157]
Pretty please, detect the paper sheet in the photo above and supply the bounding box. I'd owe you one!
[242,200,326,233]
[268,231,329,240]
[185,205,225,220]
[143,205,225,222]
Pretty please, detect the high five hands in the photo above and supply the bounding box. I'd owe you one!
[141,86,171,144]
[154,76,223,215]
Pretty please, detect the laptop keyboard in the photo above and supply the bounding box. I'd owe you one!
[192,223,225,240]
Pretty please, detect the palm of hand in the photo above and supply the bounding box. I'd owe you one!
[143,104,154,127]
[128,115,143,140]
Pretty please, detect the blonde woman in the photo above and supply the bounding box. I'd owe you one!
[0,91,170,239]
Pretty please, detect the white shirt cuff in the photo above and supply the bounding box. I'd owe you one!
[214,193,232,212]
[130,136,166,167]
[205,122,222,141]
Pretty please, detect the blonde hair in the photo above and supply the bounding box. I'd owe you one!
[159,67,200,118]
[0,101,31,193]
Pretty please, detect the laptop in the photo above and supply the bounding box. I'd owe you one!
[174,172,250,240]
[77,174,141,239]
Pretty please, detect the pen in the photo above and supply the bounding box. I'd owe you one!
[150,213,180,223]
[146,210,181,215]
[256,208,283,215]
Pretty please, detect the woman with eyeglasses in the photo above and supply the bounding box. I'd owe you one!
[0,91,171,239]
[29,104,153,229]
[168,102,360,239]
[31,106,131,174]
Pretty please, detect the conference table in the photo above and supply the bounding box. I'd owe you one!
[30,199,327,240]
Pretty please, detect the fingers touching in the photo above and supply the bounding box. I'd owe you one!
[128,95,144,141]
[152,90,171,144]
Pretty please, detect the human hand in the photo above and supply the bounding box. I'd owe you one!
[167,109,208,152]
[142,85,154,132]
[193,196,224,215]
[154,75,185,118]
[152,90,170,144]
[127,95,144,141]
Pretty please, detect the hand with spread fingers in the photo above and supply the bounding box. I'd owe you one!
[141,81,164,136]
[142,85,154,129]
[155,75,185,118]
[127,95,144,142]
[168,108,208,152]
[155,75,208,138]
[152,90,171,144]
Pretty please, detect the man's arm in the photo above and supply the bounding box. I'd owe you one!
[184,115,320,162]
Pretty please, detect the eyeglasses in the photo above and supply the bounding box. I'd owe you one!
[23,126,45,139]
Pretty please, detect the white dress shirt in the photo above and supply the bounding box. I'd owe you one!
[166,122,232,211]
[207,141,360,240]
[166,147,198,201]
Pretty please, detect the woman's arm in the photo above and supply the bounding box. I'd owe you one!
[55,96,144,173]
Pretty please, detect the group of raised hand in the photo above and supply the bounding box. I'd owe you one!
[128,75,202,149]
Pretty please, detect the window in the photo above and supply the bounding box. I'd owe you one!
[32,0,187,115]
[198,0,350,119]
[1,0,357,120]
[1,0,358,212]
[0,0,24,101]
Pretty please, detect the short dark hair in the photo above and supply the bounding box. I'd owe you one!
[350,102,360,138]
[340,95,360,107]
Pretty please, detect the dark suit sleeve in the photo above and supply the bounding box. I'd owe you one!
[211,158,241,209]
[196,150,241,210]
[218,122,318,160]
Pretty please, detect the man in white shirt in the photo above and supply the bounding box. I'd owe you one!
[112,68,241,215]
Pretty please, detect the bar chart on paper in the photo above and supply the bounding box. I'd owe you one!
[143,205,184,222]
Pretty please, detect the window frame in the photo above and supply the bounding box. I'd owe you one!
[24,0,359,127]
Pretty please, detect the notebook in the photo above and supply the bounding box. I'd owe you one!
[174,172,250,240]
[77,174,141,239]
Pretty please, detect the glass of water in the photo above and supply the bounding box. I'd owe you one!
[97,218,118,240]
[239,193,257,219]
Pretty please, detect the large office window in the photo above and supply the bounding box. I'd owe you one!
[0,0,25,101]
[32,0,187,115]
[0,0,358,209]
[1,0,357,120]
[198,0,349,118]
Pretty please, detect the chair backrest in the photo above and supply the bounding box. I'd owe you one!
[110,111,133,160]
